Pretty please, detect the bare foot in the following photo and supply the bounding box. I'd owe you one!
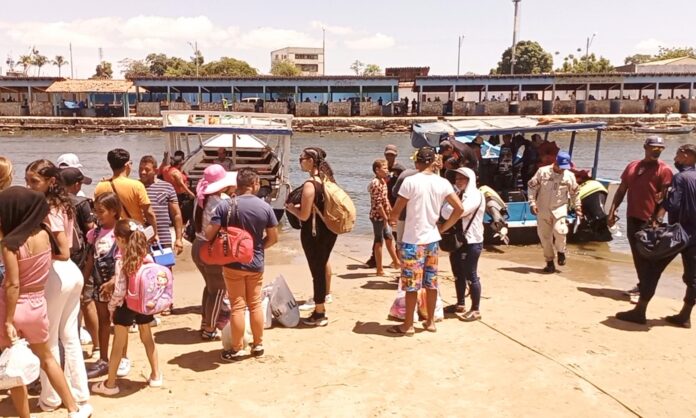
[376,270,386,276]
[421,321,437,332]
[389,262,401,269]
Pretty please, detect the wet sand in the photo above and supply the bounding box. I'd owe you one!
[1,232,693,417]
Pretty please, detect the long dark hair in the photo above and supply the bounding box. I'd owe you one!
[25,159,74,220]
[302,147,335,182]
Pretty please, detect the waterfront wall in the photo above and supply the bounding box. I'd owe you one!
[29,102,53,116]
[0,103,24,116]
[359,102,381,116]
[420,102,443,116]
[232,103,255,112]
[328,102,351,117]
[296,103,319,117]
[169,102,191,111]
[137,102,161,117]
[264,102,289,114]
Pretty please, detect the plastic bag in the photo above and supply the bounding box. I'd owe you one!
[268,275,300,328]
[417,289,444,322]
[221,310,252,351]
[0,339,40,390]
[387,281,418,322]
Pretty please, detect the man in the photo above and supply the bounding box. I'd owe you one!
[615,144,696,326]
[387,147,463,335]
[94,148,158,238]
[162,155,195,225]
[205,168,278,360]
[528,151,581,273]
[439,131,478,172]
[214,147,234,171]
[495,134,515,198]
[608,136,673,304]
[57,153,90,197]
[139,155,184,255]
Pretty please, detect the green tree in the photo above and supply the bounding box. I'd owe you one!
[270,59,301,76]
[52,55,68,77]
[32,54,49,76]
[163,57,196,76]
[202,57,258,76]
[557,53,614,73]
[120,58,151,78]
[92,61,113,79]
[493,40,553,75]
[19,54,32,75]
[350,60,364,75]
[624,54,653,65]
[145,53,170,76]
[654,46,696,60]
[362,64,382,76]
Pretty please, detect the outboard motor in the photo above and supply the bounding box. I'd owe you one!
[479,185,509,243]
[576,179,612,242]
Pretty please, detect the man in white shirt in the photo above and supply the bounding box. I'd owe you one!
[388,147,463,335]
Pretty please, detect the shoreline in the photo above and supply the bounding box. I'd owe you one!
[1,114,695,133]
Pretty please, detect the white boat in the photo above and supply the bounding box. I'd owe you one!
[632,124,693,135]
[161,111,293,220]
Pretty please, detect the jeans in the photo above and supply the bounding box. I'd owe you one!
[192,239,227,330]
[448,242,483,310]
[626,217,676,301]
[223,268,264,351]
[40,259,89,406]
[301,216,337,305]
[681,245,696,306]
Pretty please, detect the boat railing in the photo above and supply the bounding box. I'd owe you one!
[161,110,293,131]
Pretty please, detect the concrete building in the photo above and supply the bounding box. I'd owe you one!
[271,47,324,76]
[615,56,696,73]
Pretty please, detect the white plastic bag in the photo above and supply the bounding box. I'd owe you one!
[388,281,419,322]
[262,285,273,329]
[268,275,300,328]
[221,310,253,351]
[417,289,445,322]
[0,339,40,390]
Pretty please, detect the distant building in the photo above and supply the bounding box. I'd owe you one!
[271,47,324,76]
[615,56,696,73]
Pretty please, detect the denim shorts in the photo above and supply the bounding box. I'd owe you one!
[371,219,393,243]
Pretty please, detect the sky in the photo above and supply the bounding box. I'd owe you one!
[1,0,695,78]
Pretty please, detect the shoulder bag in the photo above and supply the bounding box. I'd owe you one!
[440,192,483,253]
[199,197,254,266]
[108,179,135,220]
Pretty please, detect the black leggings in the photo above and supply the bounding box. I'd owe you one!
[301,216,337,305]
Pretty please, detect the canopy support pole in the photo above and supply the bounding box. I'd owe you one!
[654,82,660,100]
[592,129,602,179]
[568,131,577,158]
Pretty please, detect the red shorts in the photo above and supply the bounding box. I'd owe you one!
[0,291,49,346]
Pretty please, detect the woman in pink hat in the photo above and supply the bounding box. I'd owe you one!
[191,164,237,340]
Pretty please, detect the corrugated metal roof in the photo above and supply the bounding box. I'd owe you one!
[45,79,133,93]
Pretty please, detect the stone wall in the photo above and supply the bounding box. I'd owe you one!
[264,102,289,114]
[296,103,320,117]
[654,99,680,114]
[232,103,255,112]
[29,102,53,116]
[419,102,443,116]
[479,102,508,116]
[359,102,382,116]
[0,103,23,116]
[586,100,610,114]
[199,102,223,111]
[690,100,696,113]
[553,101,576,115]
[137,102,161,117]
[620,100,645,114]
[520,101,542,115]
[168,102,191,111]
[452,102,474,116]
[328,102,351,117]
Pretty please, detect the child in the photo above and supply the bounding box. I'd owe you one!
[0,186,93,418]
[82,192,121,378]
[367,159,400,276]
[92,219,161,396]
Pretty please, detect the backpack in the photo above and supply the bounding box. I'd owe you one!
[126,257,174,315]
[70,196,93,268]
[312,180,356,235]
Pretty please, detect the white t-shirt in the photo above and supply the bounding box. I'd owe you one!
[398,172,455,245]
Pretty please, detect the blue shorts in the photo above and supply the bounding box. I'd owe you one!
[371,219,393,244]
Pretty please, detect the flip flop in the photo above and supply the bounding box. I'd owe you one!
[421,321,437,333]
[387,325,414,336]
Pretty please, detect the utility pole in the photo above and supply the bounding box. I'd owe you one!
[510,0,521,75]
[188,41,199,77]
[322,28,326,75]
[69,43,74,78]
[585,33,597,71]
[457,35,465,77]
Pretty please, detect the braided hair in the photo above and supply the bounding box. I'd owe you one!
[302,147,335,183]
[25,159,75,220]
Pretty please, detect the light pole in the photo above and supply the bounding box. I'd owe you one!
[510,0,521,75]
[188,41,199,77]
[322,27,326,76]
[457,35,465,77]
[585,33,597,65]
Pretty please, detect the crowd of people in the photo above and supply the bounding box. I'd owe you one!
[0,131,695,416]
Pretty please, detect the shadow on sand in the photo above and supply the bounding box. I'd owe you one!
[577,286,627,302]
[155,327,206,345]
[337,272,372,280]
[351,321,425,338]
[498,266,548,275]
[360,280,398,291]
[168,349,224,372]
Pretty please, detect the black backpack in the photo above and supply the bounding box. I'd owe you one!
[70,196,94,269]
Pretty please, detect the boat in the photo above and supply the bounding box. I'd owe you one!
[411,117,619,245]
[632,123,693,135]
[161,111,293,221]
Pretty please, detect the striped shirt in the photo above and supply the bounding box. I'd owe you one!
[144,180,178,246]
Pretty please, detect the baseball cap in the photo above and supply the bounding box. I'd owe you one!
[384,144,398,155]
[556,151,572,169]
[678,143,696,156]
[644,135,665,148]
[57,153,83,168]
[60,167,92,185]
[415,147,436,164]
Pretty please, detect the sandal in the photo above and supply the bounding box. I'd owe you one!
[421,321,437,332]
[200,330,219,341]
[387,325,415,336]
[91,380,120,396]
[460,310,481,322]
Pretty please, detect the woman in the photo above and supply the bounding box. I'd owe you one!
[442,167,485,321]
[25,159,90,410]
[285,147,337,327]
[0,186,92,418]
[191,164,237,340]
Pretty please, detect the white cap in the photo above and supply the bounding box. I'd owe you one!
[56,153,83,168]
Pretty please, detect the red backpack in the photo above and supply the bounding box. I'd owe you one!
[199,198,254,266]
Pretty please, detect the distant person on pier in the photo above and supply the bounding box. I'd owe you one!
[213,147,234,171]
[411,98,417,114]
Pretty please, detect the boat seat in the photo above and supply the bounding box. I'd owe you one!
[507,191,527,203]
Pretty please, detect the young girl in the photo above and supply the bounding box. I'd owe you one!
[0,155,12,190]
[82,192,121,378]
[0,186,92,418]
[25,159,90,410]
[92,219,161,395]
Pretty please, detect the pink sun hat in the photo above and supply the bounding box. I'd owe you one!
[196,164,237,205]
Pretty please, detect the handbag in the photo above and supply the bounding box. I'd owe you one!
[440,193,483,253]
[199,197,254,266]
[634,222,690,261]
[285,185,304,230]
[150,241,176,267]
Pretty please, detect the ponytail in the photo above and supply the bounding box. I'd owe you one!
[303,147,335,183]
[114,219,149,277]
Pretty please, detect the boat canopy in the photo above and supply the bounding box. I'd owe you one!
[161,111,293,136]
[411,117,606,148]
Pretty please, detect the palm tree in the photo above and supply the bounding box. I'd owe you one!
[32,54,49,76]
[18,55,32,75]
[52,55,68,77]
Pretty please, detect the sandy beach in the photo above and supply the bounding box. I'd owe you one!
[1,232,694,418]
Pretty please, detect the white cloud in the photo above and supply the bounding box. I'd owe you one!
[344,33,395,50]
[310,21,353,35]
[236,27,320,50]
[634,38,667,54]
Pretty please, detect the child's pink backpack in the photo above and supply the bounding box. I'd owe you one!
[126,256,173,315]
